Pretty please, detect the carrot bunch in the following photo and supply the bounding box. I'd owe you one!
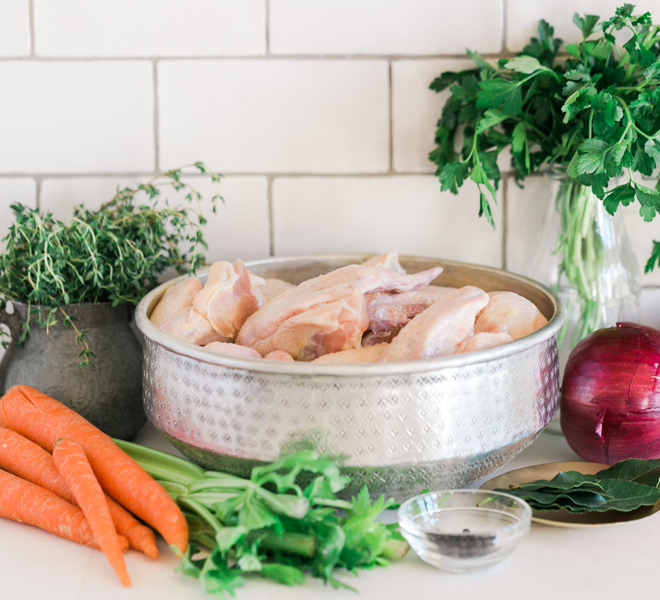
[0,385,189,588]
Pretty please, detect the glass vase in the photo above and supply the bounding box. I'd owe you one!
[526,168,641,433]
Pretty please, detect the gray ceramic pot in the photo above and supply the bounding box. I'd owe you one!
[0,301,145,439]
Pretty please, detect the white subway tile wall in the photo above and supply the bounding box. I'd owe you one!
[40,175,270,261]
[270,0,503,55]
[40,177,145,220]
[158,60,389,173]
[0,0,659,343]
[392,59,474,173]
[272,176,502,265]
[0,62,154,173]
[34,0,265,57]
[0,0,30,57]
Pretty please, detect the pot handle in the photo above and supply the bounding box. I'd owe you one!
[0,304,22,340]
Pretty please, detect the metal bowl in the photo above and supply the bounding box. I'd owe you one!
[136,254,565,501]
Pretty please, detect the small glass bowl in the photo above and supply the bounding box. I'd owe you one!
[398,489,532,573]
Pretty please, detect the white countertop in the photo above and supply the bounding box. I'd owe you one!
[2,424,656,600]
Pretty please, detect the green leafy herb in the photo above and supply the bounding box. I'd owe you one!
[429,4,660,267]
[115,440,408,596]
[0,163,222,366]
[495,458,660,513]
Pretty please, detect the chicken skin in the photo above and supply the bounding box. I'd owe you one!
[263,350,295,361]
[381,286,489,361]
[456,331,514,353]
[151,278,224,345]
[236,264,442,360]
[205,342,262,359]
[363,252,406,273]
[365,285,453,332]
[192,259,262,342]
[312,343,389,364]
[475,291,548,340]
[150,277,202,328]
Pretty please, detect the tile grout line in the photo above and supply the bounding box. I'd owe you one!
[501,0,509,53]
[28,0,36,56]
[0,53,517,62]
[152,60,160,173]
[265,0,270,56]
[34,175,42,210]
[267,176,275,256]
[0,169,519,178]
[388,61,394,174]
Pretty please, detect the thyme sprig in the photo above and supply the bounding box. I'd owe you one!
[0,162,222,366]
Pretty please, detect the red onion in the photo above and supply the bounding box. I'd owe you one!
[560,322,660,464]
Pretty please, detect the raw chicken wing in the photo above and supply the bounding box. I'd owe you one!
[151,278,224,345]
[237,264,442,360]
[381,286,489,361]
[193,260,262,342]
[363,252,406,273]
[366,286,453,332]
[264,350,295,361]
[312,343,389,364]
[456,331,514,354]
[205,342,261,359]
[475,291,547,340]
[150,278,202,328]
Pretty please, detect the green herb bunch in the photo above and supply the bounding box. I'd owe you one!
[430,4,660,270]
[116,441,409,596]
[0,163,222,362]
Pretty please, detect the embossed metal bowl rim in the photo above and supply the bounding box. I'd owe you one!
[135,254,566,377]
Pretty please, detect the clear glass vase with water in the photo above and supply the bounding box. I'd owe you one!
[526,168,641,433]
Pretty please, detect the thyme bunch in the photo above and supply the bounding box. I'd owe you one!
[0,163,222,366]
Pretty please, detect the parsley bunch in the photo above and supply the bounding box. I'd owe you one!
[0,163,222,364]
[430,4,660,271]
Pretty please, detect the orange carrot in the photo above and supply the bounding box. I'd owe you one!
[0,424,158,558]
[0,468,128,551]
[53,438,131,588]
[107,502,158,559]
[0,386,188,552]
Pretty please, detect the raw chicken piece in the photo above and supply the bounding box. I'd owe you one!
[151,278,223,345]
[264,350,295,361]
[363,252,406,273]
[259,279,296,304]
[457,331,514,354]
[193,260,261,342]
[205,342,261,359]
[253,289,368,361]
[237,264,443,360]
[361,328,402,346]
[381,286,489,362]
[475,291,548,340]
[312,343,389,364]
[421,285,455,295]
[151,278,203,327]
[366,286,453,332]
[247,271,267,307]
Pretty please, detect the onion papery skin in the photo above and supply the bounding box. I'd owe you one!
[560,322,660,464]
